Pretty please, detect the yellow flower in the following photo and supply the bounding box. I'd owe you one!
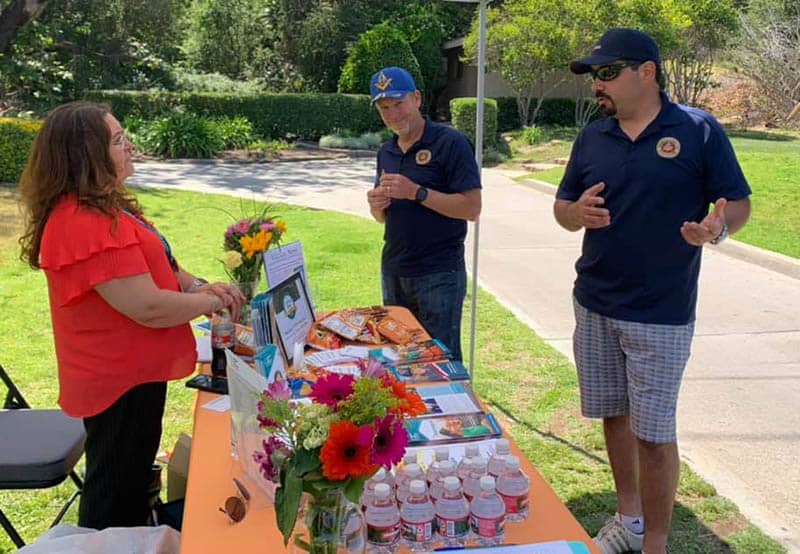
[223,250,243,270]
[275,220,287,234]
[239,230,271,259]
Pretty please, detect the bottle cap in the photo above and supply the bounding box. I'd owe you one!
[374,483,392,499]
[435,447,449,461]
[440,460,454,472]
[479,475,495,491]
[505,455,520,470]
[409,480,426,495]
[460,457,473,467]
[472,455,488,469]
[374,468,386,481]
[495,438,510,454]
[406,463,422,477]
[465,444,479,457]
[443,476,460,491]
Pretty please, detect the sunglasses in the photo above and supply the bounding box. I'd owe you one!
[590,61,641,82]
[218,477,251,523]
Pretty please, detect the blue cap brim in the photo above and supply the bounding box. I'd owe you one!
[570,54,622,74]
[370,90,411,106]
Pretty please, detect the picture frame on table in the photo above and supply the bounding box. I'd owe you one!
[266,271,315,366]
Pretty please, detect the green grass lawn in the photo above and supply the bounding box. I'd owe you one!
[504,128,800,259]
[0,187,785,553]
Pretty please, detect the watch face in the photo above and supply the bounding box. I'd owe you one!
[415,187,428,202]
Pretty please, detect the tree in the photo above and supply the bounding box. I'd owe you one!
[0,0,47,54]
[465,0,575,127]
[338,22,423,97]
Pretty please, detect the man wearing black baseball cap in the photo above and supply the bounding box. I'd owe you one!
[553,29,752,554]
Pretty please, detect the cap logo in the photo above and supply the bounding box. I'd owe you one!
[656,137,681,159]
[416,149,432,165]
[374,72,392,92]
[592,44,601,51]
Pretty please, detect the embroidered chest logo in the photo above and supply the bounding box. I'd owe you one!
[656,137,681,159]
[415,149,432,165]
[374,72,392,91]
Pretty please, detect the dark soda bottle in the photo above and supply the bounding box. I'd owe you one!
[211,309,235,377]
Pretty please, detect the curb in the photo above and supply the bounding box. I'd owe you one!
[515,175,800,281]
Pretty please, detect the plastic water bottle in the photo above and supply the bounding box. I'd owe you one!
[397,464,423,506]
[496,455,530,522]
[426,447,450,485]
[429,460,456,504]
[469,476,506,546]
[394,452,417,492]
[487,438,510,477]
[435,476,470,547]
[457,444,479,477]
[457,455,474,483]
[365,483,400,554]
[463,455,488,502]
[362,468,389,510]
[400,480,436,551]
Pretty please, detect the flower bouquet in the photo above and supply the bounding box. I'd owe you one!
[254,361,426,552]
[221,206,287,320]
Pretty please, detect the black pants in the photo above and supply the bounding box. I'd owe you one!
[78,381,167,529]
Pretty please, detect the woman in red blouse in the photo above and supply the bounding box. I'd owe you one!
[18,101,245,530]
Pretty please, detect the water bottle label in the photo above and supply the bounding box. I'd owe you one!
[470,514,505,538]
[499,492,529,514]
[367,522,400,545]
[400,520,433,542]
[437,515,469,538]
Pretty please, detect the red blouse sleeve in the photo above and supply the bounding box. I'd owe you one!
[40,200,150,307]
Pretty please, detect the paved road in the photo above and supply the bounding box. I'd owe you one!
[132,159,800,552]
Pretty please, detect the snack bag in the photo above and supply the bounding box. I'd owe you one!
[307,323,343,350]
[377,316,413,345]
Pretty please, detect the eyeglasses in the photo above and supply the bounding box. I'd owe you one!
[218,477,251,523]
[590,61,641,82]
[111,133,130,148]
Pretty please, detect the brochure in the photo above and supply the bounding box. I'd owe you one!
[369,339,452,366]
[405,412,502,446]
[389,360,469,383]
[411,382,483,417]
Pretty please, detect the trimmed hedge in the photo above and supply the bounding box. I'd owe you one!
[495,96,603,130]
[84,91,384,140]
[450,98,498,150]
[0,118,41,184]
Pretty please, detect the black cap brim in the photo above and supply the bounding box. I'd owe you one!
[569,54,622,74]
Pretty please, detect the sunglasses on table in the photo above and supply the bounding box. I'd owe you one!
[219,477,251,523]
[590,61,642,82]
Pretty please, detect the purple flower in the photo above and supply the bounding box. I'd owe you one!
[233,219,251,234]
[265,379,290,400]
[357,358,387,380]
[225,224,236,238]
[260,222,276,232]
[253,436,289,482]
[256,400,278,429]
[310,373,355,409]
[357,415,408,469]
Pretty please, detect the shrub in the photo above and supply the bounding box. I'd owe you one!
[318,130,385,150]
[137,113,225,159]
[0,118,41,184]
[450,97,498,150]
[338,22,424,95]
[216,116,255,149]
[171,68,266,94]
[495,96,604,129]
[84,90,383,140]
[520,125,545,145]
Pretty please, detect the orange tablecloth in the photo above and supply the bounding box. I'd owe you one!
[180,307,598,553]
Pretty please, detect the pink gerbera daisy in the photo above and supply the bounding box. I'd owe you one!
[357,415,408,468]
[310,373,355,409]
[356,358,387,380]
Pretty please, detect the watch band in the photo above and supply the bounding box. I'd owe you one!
[710,223,728,245]
[186,277,209,293]
[415,186,428,203]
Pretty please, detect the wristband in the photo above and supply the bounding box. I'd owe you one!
[186,277,209,293]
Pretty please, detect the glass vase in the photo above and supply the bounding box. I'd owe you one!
[231,276,260,325]
[293,489,366,554]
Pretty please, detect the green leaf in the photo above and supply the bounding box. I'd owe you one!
[276,466,304,546]
[343,476,368,505]
[295,448,322,476]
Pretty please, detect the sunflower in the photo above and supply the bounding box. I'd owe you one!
[320,421,377,480]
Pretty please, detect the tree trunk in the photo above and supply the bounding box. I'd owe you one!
[0,0,48,55]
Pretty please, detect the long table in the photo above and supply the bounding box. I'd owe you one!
[180,307,598,553]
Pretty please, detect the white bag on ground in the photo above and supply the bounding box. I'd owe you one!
[16,524,180,554]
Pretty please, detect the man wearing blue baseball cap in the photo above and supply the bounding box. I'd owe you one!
[553,29,751,554]
[366,66,481,361]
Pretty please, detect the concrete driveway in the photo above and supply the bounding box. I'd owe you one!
[131,158,800,552]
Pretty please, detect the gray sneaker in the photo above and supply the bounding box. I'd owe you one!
[593,514,644,554]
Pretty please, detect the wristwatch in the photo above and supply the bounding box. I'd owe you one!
[710,223,728,245]
[186,277,209,293]
[414,186,429,203]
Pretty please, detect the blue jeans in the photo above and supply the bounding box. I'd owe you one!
[381,270,467,361]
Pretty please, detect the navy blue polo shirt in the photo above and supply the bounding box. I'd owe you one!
[376,118,481,277]
[557,93,751,324]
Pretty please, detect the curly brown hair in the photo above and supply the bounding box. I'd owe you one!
[19,101,142,269]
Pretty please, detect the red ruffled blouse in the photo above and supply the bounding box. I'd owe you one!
[40,194,197,418]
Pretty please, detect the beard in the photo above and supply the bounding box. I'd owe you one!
[596,93,617,116]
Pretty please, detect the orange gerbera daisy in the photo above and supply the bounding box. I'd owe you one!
[384,375,427,417]
[320,421,377,480]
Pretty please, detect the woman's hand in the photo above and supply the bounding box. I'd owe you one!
[195,282,246,322]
